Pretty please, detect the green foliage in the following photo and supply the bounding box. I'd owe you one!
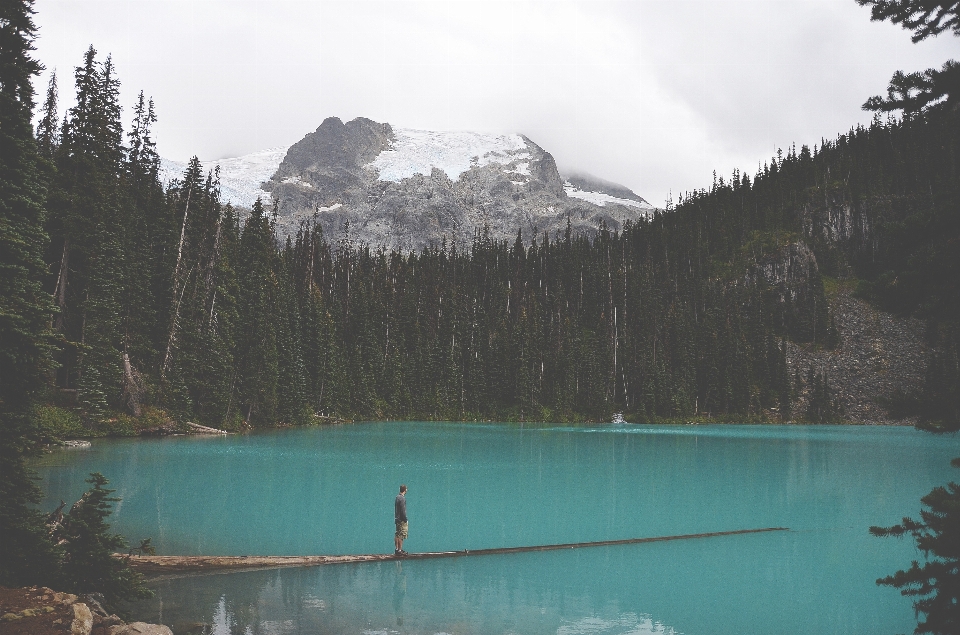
[857,0,959,113]
[55,473,151,605]
[863,61,960,114]
[0,0,61,588]
[0,453,61,587]
[870,458,960,634]
[34,405,87,440]
[856,0,958,43]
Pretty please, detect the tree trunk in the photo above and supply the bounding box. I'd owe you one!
[161,190,192,379]
[122,352,143,417]
[53,238,69,330]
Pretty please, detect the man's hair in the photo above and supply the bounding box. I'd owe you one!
[399,484,407,493]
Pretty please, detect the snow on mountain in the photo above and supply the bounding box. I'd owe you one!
[159,146,287,208]
[563,181,654,210]
[157,118,655,250]
[368,129,532,183]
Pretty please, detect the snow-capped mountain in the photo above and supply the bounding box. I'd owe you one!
[161,117,653,250]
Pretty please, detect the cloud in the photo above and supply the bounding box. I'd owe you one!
[32,0,957,206]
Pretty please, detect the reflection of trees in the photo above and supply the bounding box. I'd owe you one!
[131,569,276,634]
[128,552,675,634]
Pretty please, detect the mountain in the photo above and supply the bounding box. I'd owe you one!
[161,117,653,250]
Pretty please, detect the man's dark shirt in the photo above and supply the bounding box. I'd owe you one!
[395,493,407,523]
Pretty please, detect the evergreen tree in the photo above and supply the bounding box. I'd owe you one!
[56,473,151,604]
[234,199,279,425]
[46,46,128,419]
[35,71,58,158]
[0,0,61,585]
[856,0,958,42]
[870,458,960,635]
[857,0,959,113]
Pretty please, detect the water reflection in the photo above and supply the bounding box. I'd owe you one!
[133,546,686,635]
[392,561,405,628]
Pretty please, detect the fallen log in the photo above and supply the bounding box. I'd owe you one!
[126,527,788,575]
[184,422,229,435]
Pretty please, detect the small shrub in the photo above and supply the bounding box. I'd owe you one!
[34,405,90,441]
[97,415,139,437]
[137,406,178,432]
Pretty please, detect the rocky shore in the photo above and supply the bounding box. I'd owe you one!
[0,587,169,635]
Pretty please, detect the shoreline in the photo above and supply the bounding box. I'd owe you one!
[46,415,915,445]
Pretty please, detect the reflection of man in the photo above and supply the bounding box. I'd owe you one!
[394,484,408,556]
[393,560,406,626]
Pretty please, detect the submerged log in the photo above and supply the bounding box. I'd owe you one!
[126,527,788,575]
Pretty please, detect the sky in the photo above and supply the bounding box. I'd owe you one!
[32,0,958,207]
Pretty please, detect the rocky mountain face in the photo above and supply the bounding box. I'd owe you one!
[173,117,653,251]
[769,190,932,425]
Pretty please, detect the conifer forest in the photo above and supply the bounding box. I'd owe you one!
[10,45,960,432]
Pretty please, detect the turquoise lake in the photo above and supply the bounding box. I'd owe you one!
[36,422,959,634]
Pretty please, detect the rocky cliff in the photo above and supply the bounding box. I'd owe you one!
[762,190,933,425]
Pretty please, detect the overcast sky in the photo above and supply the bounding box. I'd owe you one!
[33,0,957,206]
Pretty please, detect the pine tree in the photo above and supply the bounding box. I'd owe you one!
[0,0,61,585]
[857,0,959,113]
[46,46,128,420]
[35,71,58,158]
[870,457,960,635]
[235,198,279,425]
[56,473,151,604]
[119,91,164,384]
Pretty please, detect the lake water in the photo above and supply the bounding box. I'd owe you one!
[36,423,959,635]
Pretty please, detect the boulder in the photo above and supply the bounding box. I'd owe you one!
[71,602,93,635]
[82,592,109,617]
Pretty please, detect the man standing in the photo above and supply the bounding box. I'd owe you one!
[394,484,408,556]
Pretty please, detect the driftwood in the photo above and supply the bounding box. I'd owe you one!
[184,421,229,435]
[126,527,789,575]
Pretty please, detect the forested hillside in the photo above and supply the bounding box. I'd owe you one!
[27,45,959,429]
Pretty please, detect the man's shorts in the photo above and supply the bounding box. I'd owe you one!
[395,521,408,540]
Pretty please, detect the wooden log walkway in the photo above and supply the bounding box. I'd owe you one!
[126,527,788,575]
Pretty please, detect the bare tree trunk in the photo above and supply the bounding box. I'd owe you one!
[122,352,143,416]
[161,191,192,380]
[162,265,194,381]
[53,238,69,330]
[173,189,192,284]
[224,369,237,424]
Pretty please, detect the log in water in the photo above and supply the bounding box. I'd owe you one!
[127,526,788,574]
